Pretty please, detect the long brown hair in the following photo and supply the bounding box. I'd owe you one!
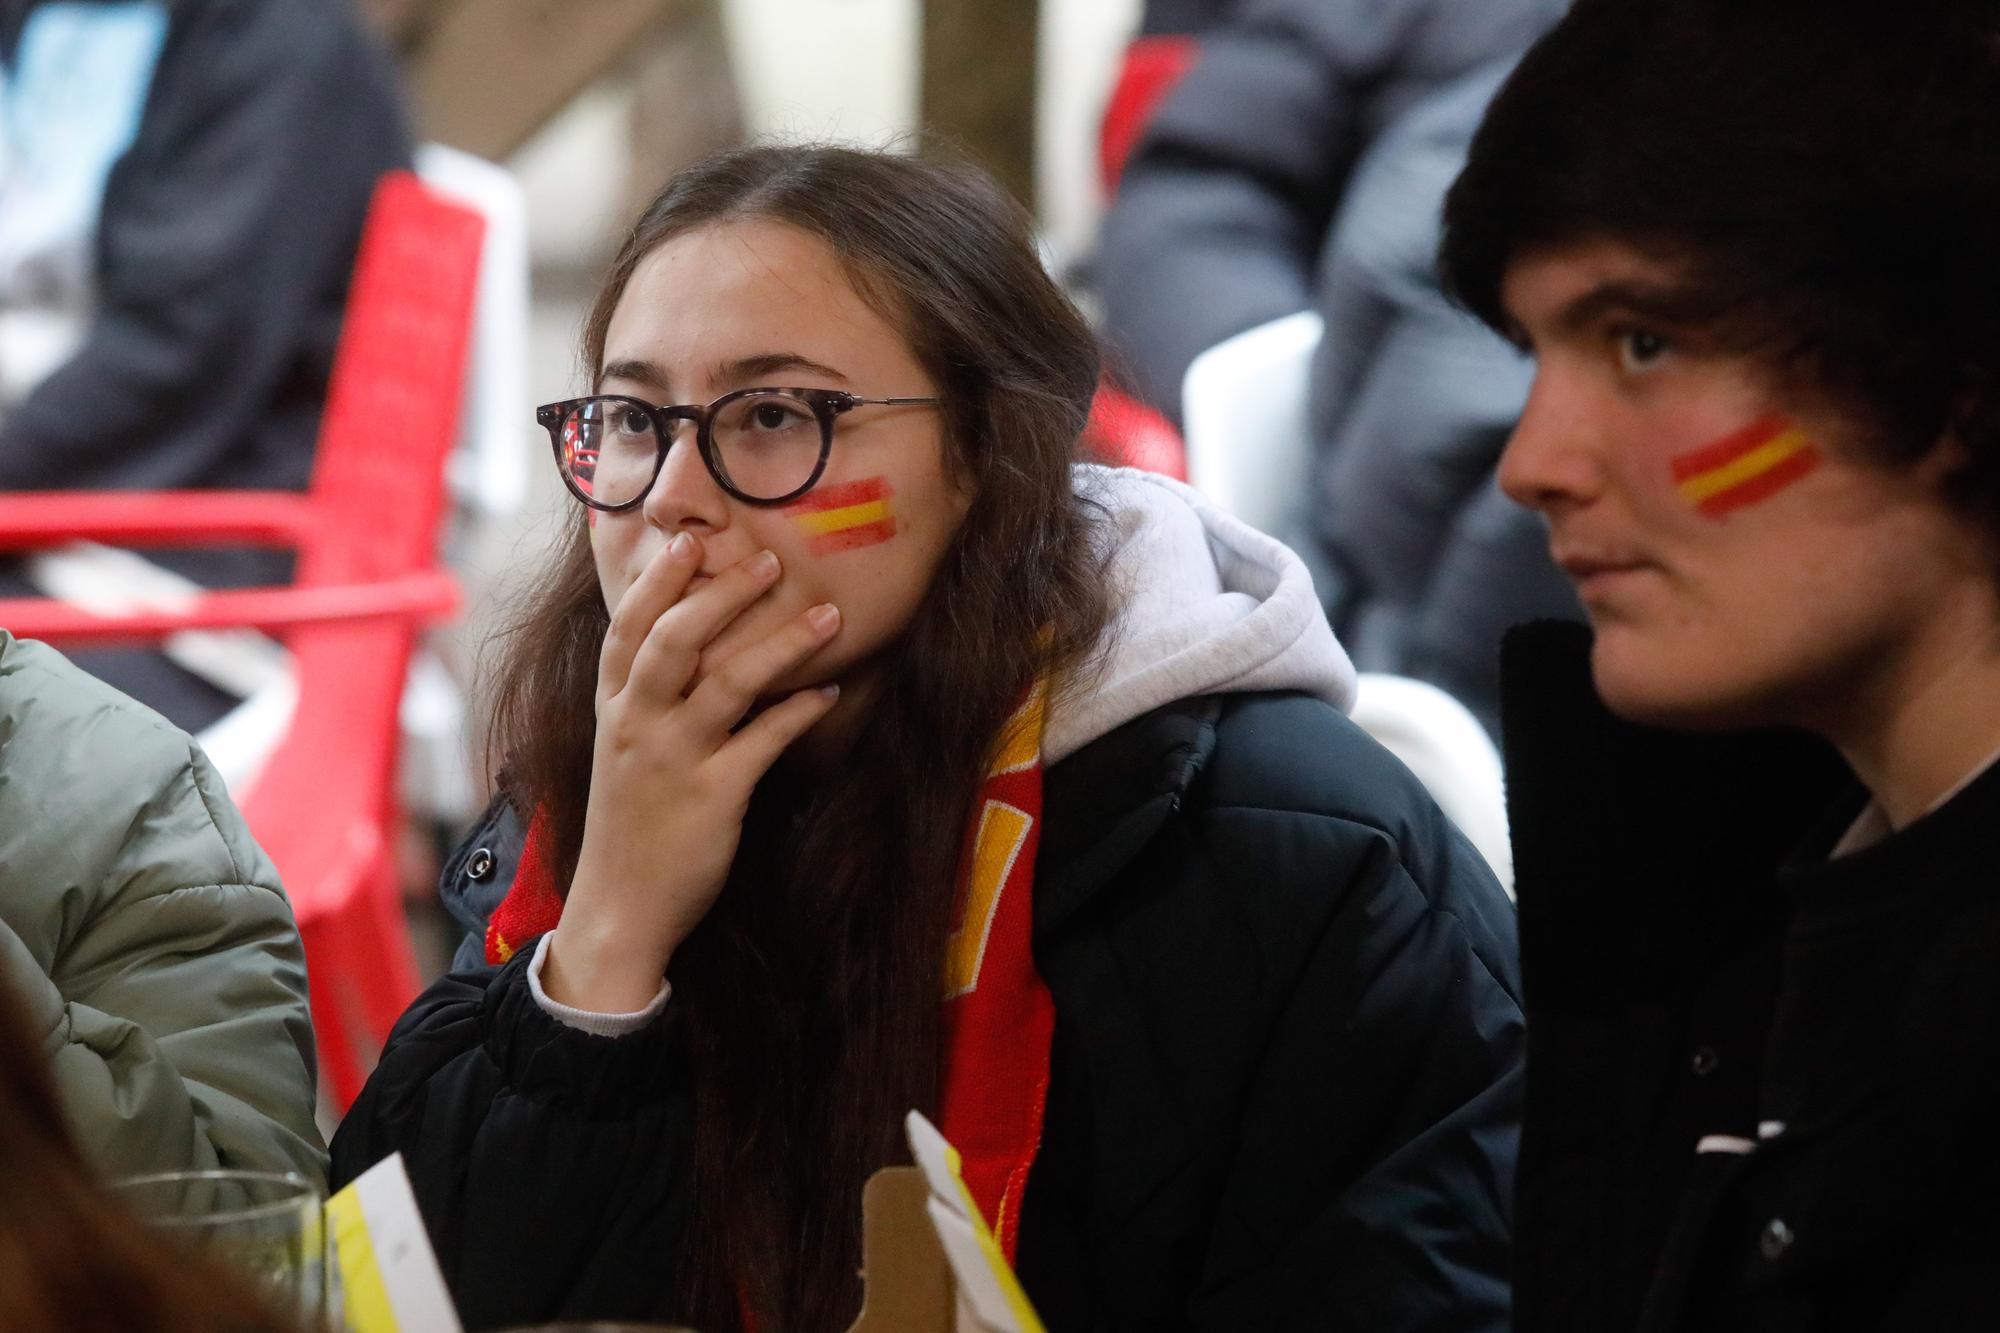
[0,971,292,1332]
[489,144,1113,1331]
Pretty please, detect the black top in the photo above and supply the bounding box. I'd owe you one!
[1503,620,2000,1333]
[332,692,1525,1332]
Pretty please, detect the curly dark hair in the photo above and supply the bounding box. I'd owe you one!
[1440,0,2000,528]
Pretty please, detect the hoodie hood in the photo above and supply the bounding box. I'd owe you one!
[1043,465,1357,765]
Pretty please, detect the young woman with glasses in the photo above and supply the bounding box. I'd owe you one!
[330,144,1522,1333]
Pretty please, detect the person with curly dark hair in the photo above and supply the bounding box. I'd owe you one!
[1439,1,2000,1328]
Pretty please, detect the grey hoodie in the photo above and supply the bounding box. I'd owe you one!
[1049,464,1354,763]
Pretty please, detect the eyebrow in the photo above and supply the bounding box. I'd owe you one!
[1551,280,1728,337]
[718,352,850,385]
[598,358,670,394]
[596,352,851,398]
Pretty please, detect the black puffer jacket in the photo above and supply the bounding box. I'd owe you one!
[332,693,1524,1331]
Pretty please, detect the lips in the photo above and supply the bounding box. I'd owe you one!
[1555,552,1649,580]
[1552,546,1657,605]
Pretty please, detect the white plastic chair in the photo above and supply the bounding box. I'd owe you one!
[1181,312,1513,893]
[1181,310,1323,539]
[414,142,531,522]
[1351,672,1512,894]
[404,143,533,822]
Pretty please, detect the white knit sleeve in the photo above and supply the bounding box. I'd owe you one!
[525,932,670,1037]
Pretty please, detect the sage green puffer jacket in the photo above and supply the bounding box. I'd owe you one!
[0,632,324,1186]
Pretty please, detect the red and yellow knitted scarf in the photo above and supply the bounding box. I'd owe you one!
[484,682,1054,1259]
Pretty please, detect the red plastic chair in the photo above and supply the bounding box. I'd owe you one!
[0,171,484,1111]
[1083,380,1187,479]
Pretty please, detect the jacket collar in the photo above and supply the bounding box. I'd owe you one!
[1033,695,1221,940]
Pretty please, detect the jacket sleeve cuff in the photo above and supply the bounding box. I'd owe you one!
[525,933,670,1037]
[480,942,684,1109]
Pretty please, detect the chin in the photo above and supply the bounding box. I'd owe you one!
[1589,633,1774,733]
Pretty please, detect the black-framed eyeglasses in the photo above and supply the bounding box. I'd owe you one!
[536,387,941,510]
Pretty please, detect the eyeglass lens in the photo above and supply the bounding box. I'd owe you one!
[558,392,825,505]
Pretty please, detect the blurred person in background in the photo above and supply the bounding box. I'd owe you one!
[0,959,294,1333]
[0,629,322,1185]
[0,0,409,730]
[1098,0,1575,733]
[333,143,1523,1333]
[1098,0,1252,157]
[1139,0,1251,28]
[1444,0,2000,1327]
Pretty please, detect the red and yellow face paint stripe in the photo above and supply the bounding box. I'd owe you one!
[1670,417,1820,519]
[779,475,897,555]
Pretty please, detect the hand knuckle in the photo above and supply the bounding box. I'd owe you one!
[712,661,758,701]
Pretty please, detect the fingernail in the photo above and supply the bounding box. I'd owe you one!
[750,550,780,579]
[669,532,695,559]
[808,603,840,632]
[817,683,841,702]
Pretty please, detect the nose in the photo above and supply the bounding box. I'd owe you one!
[640,420,731,535]
[1497,366,1602,516]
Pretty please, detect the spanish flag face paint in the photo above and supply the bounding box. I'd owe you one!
[1670,417,1820,519]
[779,475,898,556]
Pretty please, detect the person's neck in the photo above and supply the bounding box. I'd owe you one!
[1823,594,2000,830]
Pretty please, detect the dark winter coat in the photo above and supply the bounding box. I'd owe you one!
[1100,0,1564,413]
[1096,0,1576,731]
[1502,621,2000,1332]
[331,692,1525,1332]
[1137,0,1254,36]
[0,0,408,500]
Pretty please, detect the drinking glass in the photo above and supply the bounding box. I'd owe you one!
[111,1168,328,1324]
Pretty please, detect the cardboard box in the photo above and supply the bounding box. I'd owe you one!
[846,1113,1045,1333]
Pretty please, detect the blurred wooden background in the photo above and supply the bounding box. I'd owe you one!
[358,0,1039,208]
